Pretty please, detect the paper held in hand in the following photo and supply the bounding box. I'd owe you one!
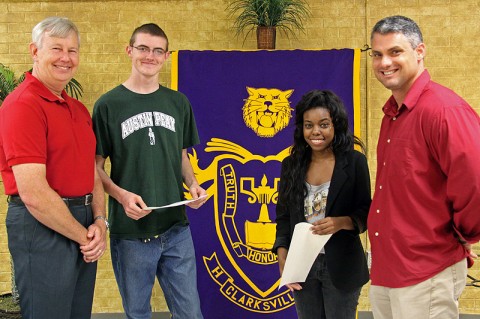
[279,222,332,289]
[143,194,208,210]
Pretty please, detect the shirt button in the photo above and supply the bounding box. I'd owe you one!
[393,117,397,121]
[379,185,383,190]
[383,162,386,166]
[375,232,379,236]
[387,139,391,143]
[376,209,380,213]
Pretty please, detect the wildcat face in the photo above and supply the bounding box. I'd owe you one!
[242,87,293,137]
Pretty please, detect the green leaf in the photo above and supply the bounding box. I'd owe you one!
[0,65,84,103]
[65,77,83,99]
[0,64,19,103]
[227,0,310,41]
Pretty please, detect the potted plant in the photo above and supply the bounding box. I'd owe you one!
[0,63,83,105]
[227,0,311,49]
[0,292,21,318]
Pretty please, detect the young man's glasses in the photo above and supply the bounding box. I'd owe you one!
[131,45,167,57]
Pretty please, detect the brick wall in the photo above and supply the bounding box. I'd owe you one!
[0,0,479,314]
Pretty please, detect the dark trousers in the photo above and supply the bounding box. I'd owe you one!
[293,254,360,319]
[6,202,97,319]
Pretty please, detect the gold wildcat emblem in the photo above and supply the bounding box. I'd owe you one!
[242,87,293,137]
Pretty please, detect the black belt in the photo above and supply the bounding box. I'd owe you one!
[8,193,93,207]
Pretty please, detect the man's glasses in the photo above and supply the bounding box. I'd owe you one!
[131,45,167,57]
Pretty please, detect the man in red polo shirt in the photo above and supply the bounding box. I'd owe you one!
[0,17,106,319]
[368,15,480,319]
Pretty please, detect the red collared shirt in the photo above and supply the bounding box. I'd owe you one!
[368,70,480,288]
[0,72,96,197]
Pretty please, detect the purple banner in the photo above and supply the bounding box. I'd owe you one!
[172,49,359,319]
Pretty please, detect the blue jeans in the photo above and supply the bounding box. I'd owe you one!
[111,224,203,319]
[293,254,360,319]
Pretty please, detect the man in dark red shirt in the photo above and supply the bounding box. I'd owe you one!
[0,17,106,319]
[368,15,480,319]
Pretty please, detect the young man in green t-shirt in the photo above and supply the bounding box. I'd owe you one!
[93,23,207,319]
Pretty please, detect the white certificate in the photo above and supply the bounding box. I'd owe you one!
[143,194,208,210]
[279,222,332,289]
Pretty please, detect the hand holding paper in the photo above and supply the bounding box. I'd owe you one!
[143,194,208,210]
[279,222,332,289]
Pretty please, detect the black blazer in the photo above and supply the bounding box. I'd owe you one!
[273,149,371,291]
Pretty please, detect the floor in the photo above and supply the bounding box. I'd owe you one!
[92,314,168,319]
[91,312,480,319]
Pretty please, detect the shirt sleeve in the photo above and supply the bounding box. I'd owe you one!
[92,99,112,158]
[181,93,200,149]
[3,99,47,167]
[429,103,480,243]
[272,157,292,254]
[349,151,371,234]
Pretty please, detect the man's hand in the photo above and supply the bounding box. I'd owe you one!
[119,190,151,220]
[463,242,479,259]
[186,184,207,209]
[96,155,151,220]
[80,222,107,263]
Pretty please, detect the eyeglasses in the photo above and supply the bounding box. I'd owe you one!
[131,45,167,57]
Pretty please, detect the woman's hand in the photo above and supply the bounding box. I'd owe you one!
[311,216,353,235]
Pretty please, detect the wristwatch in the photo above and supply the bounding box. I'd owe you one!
[94,215,110,231]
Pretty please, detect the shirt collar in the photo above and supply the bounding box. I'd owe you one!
[25,72,70,103]
[382,69,431,118]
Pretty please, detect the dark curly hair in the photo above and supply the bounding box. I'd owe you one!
[279,90,365,208]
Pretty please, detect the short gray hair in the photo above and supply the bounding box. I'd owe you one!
[32,17,80,48]
[371,15,423,49]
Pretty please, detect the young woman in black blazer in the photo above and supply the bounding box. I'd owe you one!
[273,90,371,319]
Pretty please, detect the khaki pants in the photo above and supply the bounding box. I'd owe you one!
[370,259,467,319]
